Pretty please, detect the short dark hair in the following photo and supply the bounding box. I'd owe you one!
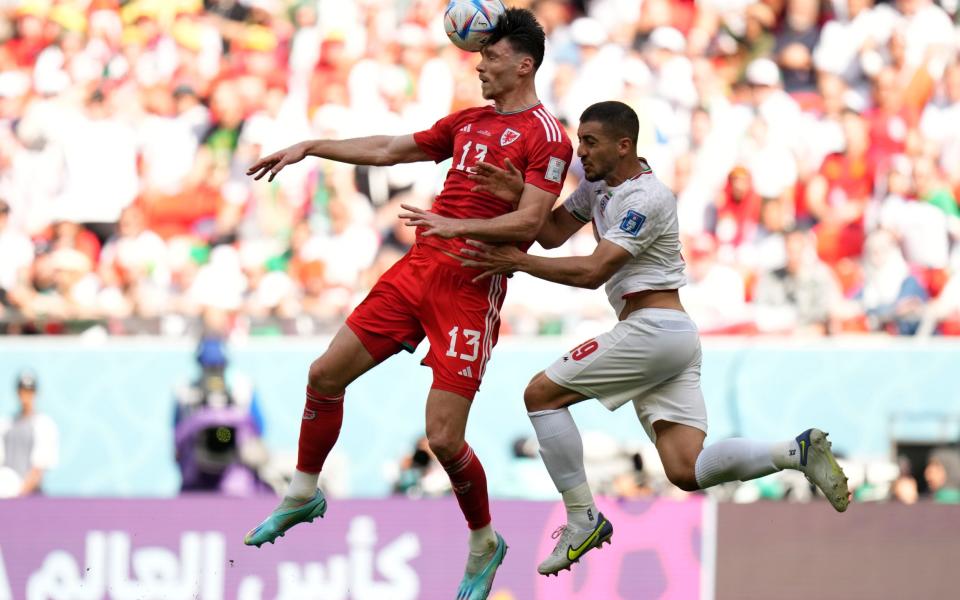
[580,101,640,146]
[486,8,546,70]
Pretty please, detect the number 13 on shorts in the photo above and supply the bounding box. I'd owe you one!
[447,326,481,361]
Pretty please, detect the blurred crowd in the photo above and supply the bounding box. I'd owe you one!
[1,0,960,337]
[387,432,960,504]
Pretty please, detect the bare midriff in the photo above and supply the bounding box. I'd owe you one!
[619,288,685,321]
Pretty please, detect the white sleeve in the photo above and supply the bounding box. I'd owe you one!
[601,190,668,257]
[562,181,593,224]
[30,415,59,470]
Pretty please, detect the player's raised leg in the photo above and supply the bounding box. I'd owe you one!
[525,372,614,576]
[653,420,850,511]
[244,326,378,547]
[425,388,506,600]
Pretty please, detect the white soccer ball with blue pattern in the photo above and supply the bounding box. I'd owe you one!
[443,0,507,52]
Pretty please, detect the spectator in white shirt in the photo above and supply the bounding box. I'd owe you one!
[0,370,59,498]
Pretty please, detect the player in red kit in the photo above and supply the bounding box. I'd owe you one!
[242,9,571,599]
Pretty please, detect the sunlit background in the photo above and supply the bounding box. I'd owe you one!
[0,0,958,598]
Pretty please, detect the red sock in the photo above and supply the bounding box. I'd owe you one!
[296,386,344,473]
[440,443,491,530]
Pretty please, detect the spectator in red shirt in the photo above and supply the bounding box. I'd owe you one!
[7,6,50,68]
[709,166,762,248]
[805,109,874,264]
[863,67,916,172]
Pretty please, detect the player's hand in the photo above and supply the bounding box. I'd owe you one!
[398,203,464,239]
[246,141,310,182]
[469,159,524,206]
[458,240,523,282]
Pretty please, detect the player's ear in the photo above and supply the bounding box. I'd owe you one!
[618,136,632,157]
[516,55,534,77]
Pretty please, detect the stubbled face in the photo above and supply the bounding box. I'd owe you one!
[476,38,523,101]
[576,120,622,182]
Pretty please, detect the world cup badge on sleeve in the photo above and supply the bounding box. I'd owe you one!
[546,156,566,183]
[619,209,647,236]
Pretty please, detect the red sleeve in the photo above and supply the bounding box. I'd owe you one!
[523,129,573,197]
[413,112,461,163]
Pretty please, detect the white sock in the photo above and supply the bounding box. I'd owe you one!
[694,438,798,489]
[772,439,801,470]
[286,469,319,499]
[562,482,598,531]
[528,408,588,491]
[468,524,496,554]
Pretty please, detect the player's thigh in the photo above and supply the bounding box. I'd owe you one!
[421,272,507,400]
[524,370,590,412]
[343,254,426,364]
[632,342,707,443]
[424,388,473,462]
[308,325,380,392]
[543,321,669,412]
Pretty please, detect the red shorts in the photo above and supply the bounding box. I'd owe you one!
[345,243,507,400]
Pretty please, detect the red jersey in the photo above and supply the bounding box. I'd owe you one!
[819,152,874,217]
[413,103,573,254]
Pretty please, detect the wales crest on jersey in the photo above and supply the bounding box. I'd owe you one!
[500,128,521,146]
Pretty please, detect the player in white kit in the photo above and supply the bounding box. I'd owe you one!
[458,101,850,576]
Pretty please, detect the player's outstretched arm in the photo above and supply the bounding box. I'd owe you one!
[399,185,556,242]
[247,134,429,182]
[459,239,631,288]
[536,205,588,249]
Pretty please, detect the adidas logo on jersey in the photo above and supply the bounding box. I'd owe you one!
[460,123,472,133]
[458,366,474,378]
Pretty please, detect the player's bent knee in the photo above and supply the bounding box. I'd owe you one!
[523,372,552,411]
[665,465,700,492]
[426,431,463,464]
[523,386,544,412]
[307,358,345,396]
[667,471,700,492]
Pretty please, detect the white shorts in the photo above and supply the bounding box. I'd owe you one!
[544,308,707,442]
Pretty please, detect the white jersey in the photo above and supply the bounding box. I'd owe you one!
[563,163,687,315]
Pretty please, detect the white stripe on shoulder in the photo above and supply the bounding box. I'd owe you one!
[534,108,559,143]
[537,108,562,143]
[531,109,556,143]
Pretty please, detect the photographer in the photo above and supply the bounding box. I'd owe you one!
[174,336,270,495]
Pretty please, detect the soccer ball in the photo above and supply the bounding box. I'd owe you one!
[443,0,507,52]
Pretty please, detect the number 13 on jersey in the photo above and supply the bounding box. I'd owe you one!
[455,141,488,171]
[447,326,481,361]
